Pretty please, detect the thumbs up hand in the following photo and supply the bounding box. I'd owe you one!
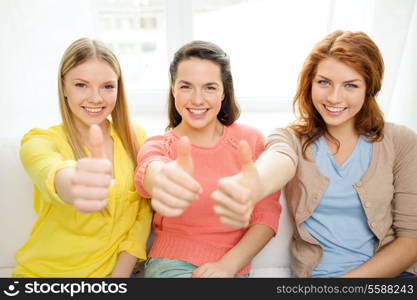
[71,125,113,213]
[151,136,202,217]
[212,140,262,228]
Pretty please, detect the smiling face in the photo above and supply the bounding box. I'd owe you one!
[63,58,118,131]
[172,57,224,135]
[312,57,366,134]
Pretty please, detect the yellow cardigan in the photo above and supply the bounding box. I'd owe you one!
[13,122,152,277]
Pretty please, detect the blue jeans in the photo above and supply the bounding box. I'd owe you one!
[144,257,249,278]
[397,272,417,278]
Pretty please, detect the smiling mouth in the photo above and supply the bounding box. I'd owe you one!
[324,105,347,113]
[83,106,104,113]
[187,108,209,115]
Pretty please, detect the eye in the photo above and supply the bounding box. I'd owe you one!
[206,86,217,91]
[75,83,86,88]
[180,85,190,89]
[317,80,330,87]
[104,84,115,89]
[346,83,358,88]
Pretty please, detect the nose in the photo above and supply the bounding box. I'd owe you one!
[327,85,342,104]
[87,87,103,104]
[190,89,205,106]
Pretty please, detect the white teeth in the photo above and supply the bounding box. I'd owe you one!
[325,105,345,112]
[85,107,103,113]
[189,108,207,115]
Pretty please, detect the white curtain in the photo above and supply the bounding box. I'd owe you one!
[330,0,417,131]
[387,1,417,132]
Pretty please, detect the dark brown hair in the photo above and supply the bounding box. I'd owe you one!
[167,41,240,129]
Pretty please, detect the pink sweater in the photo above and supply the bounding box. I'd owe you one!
[135,123,281,275]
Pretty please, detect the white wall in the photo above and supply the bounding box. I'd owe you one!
[0,0,96,138]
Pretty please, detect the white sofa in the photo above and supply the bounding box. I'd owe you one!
[0,137,293,277]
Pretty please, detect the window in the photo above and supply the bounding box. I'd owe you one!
[90,0,412,117]
[4,0,415,139]
[192,0,333,111]
[92,0,334,113]
[93,0,168,94]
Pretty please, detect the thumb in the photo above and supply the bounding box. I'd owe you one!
[88,124,104,159]
[238,140,255,176]
[176,136,193,174]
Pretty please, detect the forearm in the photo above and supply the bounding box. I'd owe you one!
[218,224,275,275]
[110,251,138,278]
[340,237,417,277]
[256,150,296,200]
[55,167,76,204]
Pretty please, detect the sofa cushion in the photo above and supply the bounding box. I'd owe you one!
[0,138,37,277]
[0,137,293,278]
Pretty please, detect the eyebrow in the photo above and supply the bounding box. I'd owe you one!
[316,74,362,84]
[72,78,88,83]
[72,78,117,84]
[177,80,220,86]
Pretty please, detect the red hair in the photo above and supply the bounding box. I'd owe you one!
[290,30,385,159]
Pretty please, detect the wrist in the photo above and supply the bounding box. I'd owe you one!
[109,271,131,278]
[251,174,265,206]
[217,256,241,275]
[55,167,76,204]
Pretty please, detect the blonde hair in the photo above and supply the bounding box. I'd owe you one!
[58,38,139,164]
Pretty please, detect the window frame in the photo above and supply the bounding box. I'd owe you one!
[127,0,294,113]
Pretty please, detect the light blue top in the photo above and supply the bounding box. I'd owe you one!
[304,135,376,277]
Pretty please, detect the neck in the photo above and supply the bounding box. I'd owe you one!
[74,119,110,142]
[174,120,224,147]
[326,121,358,145]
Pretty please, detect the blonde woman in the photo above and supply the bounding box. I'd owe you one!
[13,38,152,277]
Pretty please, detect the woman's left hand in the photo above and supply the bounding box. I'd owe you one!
[191,261,235,278]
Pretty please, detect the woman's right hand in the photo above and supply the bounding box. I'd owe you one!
[150,136,202,217]
[212,141,263,228]
[70,125,113,213]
